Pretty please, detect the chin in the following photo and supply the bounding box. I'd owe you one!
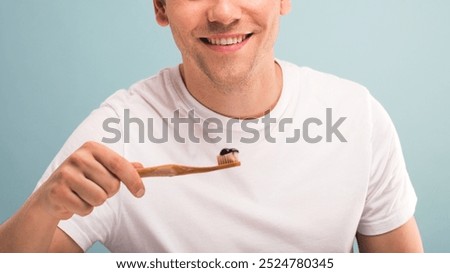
[208,63,254,84]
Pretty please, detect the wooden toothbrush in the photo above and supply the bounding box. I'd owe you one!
[137,148,240,177]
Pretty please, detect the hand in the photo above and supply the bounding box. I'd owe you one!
[34,141,145,220]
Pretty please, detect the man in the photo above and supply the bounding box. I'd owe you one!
[0,0,423,252]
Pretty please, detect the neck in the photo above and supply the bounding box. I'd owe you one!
[180,59,283,119]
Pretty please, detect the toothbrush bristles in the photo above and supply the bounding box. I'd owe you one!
[217,148,240,165]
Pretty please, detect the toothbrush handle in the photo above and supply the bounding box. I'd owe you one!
[137,162,240,178]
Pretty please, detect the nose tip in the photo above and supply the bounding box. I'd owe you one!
[207,1,242,26]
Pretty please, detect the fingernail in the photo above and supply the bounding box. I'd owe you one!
[136,188,145,198]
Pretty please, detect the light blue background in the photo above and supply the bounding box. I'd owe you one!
[0,1,449,252]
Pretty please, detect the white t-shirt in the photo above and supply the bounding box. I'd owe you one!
[37,60,417,252]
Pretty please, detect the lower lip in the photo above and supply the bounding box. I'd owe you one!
[203,36,251,53]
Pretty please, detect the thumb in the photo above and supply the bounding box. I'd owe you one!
[131,162,144,169]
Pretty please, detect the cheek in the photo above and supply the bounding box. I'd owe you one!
[259,15,280,49]
[169,24,200,60]
[169,25,190,50]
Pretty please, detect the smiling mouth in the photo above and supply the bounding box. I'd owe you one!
[200,34,253,46]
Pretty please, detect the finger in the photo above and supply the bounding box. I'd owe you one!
[80,156,122,198]
[65,146,122,198]
[69,173,110,207]
[60,188,95,217]
[131,162,144,169]
[84,142,145,198]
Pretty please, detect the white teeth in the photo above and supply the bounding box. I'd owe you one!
[207,35,248,46]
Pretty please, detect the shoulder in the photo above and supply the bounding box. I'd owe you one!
[99,66,180,115]
[279,60,378,130]
[279,60,398,143]
[279,60,371,102]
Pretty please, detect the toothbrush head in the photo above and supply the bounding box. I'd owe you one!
[217,148,240,165]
